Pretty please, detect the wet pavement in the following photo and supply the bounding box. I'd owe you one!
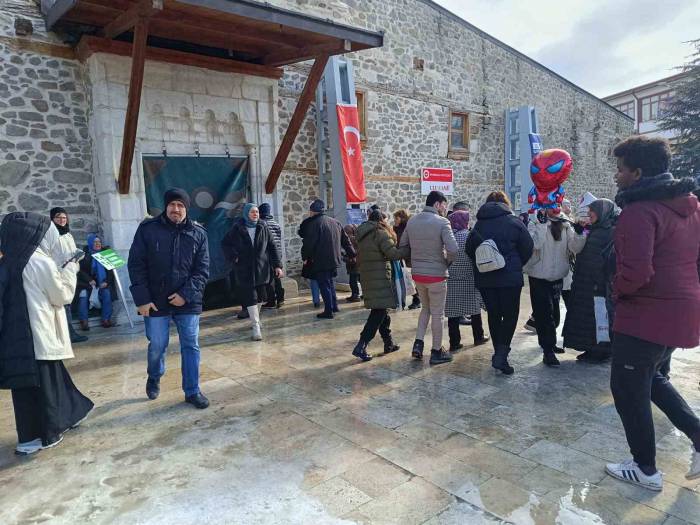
[1,294,699,524]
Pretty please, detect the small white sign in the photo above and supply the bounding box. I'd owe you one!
[421,167,454,195]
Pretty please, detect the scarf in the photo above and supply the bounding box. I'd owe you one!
[242,203,259,228]
[448,210,470,232]
[87,233,107,285]
[50,206,70,235]
[589,199,619,229]
[615,173,697,208]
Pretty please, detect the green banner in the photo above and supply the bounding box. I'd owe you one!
[142,155,249,282]
[92,248,126,271]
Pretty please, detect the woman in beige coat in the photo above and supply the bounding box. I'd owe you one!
[0,213,93,456]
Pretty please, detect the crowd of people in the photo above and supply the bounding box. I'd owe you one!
[0,135,698,492]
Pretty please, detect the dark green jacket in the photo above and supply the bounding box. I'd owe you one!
[356,221,406,310]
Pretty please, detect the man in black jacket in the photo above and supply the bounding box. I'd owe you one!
[300,199,356,319]
[259,203,285,309]
[128,188,210,409]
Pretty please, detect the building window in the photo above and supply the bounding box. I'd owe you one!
[614,101,635,119]
[355,90,367,142]
[449,111,469,158]
[641,92,672,122]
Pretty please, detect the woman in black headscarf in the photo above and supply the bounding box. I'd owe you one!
[563,198,620,362]
[0,212,94,456]
[50,207,87,343]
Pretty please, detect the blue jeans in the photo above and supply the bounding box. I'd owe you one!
[78,288,113,321]
[309,279,321,305]
[315,271,338,315]
[145,314,201,397]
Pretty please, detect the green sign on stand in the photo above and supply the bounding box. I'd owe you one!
[92,249,126,271]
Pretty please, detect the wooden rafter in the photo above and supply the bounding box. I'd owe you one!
[117,15,149,194]
[262,40,351,67]
[265,55,330,194]
[76,36,284,79]
[100,0,162,39]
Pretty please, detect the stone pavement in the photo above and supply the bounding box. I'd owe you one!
[1,295,699,525]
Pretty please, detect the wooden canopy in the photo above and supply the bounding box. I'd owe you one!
[43,0,384,194]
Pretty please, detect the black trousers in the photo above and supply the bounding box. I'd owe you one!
[480,287,521,349]
[448,315,484,347]
[349,272,361,297]
[11,360,94,445]
[265,276,285,304]
[360,309,392,343]
[611,332,700,470]
[528,277,562,353]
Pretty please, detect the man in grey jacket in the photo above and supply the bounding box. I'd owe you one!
[399,191,459,364]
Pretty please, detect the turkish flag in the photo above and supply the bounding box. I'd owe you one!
[336,103,367,203]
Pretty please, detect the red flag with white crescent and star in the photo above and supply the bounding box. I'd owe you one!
[336,103,367,203]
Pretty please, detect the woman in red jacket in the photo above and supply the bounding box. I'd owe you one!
[605,136,700,491]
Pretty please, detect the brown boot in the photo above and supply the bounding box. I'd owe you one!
[101,319,117,328]
[79,320,90,331]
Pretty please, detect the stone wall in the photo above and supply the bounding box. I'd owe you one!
[270,0,634,276]
[0,0,634,279]
[0,0,97,244]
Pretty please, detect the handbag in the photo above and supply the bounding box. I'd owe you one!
[89,286,102,310]
[594,296,610,343]
[403,266,416,297]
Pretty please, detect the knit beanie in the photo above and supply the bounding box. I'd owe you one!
[164,188,190,209]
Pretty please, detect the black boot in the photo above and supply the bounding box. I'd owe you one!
[491,346,514,375]
[411,339,424,360]
[383,338,400,354]
[430,347,453,365]
[543,351,561,367]
[352,340,373,362]
[408,294,421,310]
[448,317,463,353]
[146,377,160,400]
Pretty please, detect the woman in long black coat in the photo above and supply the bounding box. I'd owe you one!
[562,199,619,362]
[222,203,283,341]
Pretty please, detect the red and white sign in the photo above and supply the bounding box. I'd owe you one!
[421,167,454,195]
[337,103,367,203]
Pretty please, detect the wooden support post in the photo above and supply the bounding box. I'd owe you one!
[264,54,329,194]
[117,16,149,194]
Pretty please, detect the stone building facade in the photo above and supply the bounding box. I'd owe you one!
[1,0,633,281]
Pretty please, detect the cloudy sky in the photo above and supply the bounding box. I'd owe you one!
[434,0,700,97]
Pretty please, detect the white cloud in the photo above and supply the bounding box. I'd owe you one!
[434,0,700,97]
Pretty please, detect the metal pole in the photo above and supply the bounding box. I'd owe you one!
[113,271,134,328]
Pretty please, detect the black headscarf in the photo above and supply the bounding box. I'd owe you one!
[589,199,619,229]
[0,212,50,270]
[50,206,69,235]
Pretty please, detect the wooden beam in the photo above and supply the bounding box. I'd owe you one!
[262,40,351,67]
[265,55,330,195]
[76,36,284,79]
[100,0,162,39]
[117,16,149,195]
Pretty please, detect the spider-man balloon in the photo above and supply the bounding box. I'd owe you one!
[527,148,572,214]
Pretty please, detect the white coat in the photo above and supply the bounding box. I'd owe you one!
[22,224,79,361]
[53,231,78,266]
[523,219,586,282]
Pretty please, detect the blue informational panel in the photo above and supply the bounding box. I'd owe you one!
[529,133,543,155]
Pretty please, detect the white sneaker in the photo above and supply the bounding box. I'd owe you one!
[605,459,663,491]
[687,449,700,480]
[252,323,262,341]
[15,438,42,456]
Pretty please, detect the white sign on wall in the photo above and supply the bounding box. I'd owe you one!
[421,167,454,195]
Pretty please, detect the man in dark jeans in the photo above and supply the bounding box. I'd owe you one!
[259,203,285,308]
[299,199,356,319]
[605,136,700,490]
[128,188,210,409]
